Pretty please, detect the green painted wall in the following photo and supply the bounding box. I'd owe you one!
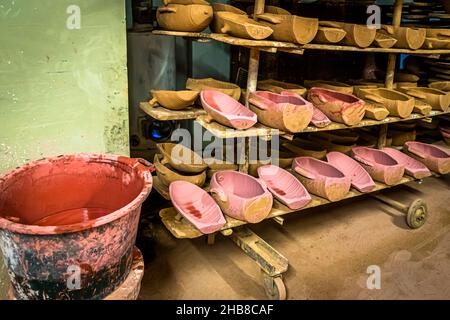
[0,0,129,299]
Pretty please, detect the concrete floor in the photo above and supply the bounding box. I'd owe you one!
[139,175,450,300]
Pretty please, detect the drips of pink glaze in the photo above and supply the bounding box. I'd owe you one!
[257,165,311,210]
[170,181,225,234]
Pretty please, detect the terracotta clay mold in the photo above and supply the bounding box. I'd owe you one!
[213,3,247,15]
[186,78,241,100]
[363,102,390,120]
[429,81,450,92]
[379,25,426,50]
[292,157,351,201]
[247,5,291,15]
[200,90,257,130]
[398,87,450,112]
[154,154,206,187]
[351,147,405,185]
[382,147,431,179]
[404,141,450,174]
[307,87,365,126]
[149,90,199,110]
[282,138,327,159]
[314,130,359,144]
[389,129,416,146]
[313,26,346,44]
[326,151,375,193]
[413,99,432,115]
[249,91,313,132]
[304,80,354,94]
[256,13,319,45]
[257,79,307,97]
[257,165,311,210]
[170,181,226,234]
[422,37,450,49]
[356,88,414,118]
[157,143,207,173]
[156,4,213,32]
[374,32,397,48]
[0,154,153,300]
[321,21,375,47]
[212,11,273,40]
[210,171,273,223]
[309,135,356,154]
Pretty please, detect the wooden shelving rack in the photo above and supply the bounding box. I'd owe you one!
[142,0,450,299]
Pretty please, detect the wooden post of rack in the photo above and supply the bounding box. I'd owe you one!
[379,0,403,149]
[239,0,265,173]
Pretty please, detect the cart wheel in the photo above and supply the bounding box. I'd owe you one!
[406,199,427,229]
[263,275,286,300]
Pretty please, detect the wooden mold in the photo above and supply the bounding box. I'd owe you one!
[382,148,431,179]
[374,32,397,48]
[186,78,241,100]
[355,88,414,118]
[249,91,313,132]
[156,4,213,32]
[256,13,319,45]
[164,0,209,4]
[149,90,199,110]
[304,80,354,94]
[247,5,291,15]
[212,3,247,15]
[309,135,356,155]
[157,143,208,173]
[389,129,416,146]
[257,79,307,97]
[429,81,450,92]
[363,101,390,120]
[307,87,365,126]
[292,157,351,202]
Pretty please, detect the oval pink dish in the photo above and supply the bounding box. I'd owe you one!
[281,90,331,128]
[249,91,313,132]
[351,147,405,185]
[382,147,431,179]
[404,141,450,174]
[292,156,351,201]
[326,151,375,193]
[257,165,311,210]
[200,90,257,129]
[210,170,273,223]
[170,181,226,234]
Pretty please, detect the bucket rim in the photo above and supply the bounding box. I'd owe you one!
[0,153,153,235]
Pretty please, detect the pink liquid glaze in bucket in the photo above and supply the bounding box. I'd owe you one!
[0,154,153,300]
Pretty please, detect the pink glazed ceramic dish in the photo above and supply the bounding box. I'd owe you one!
[200,90,257,130]
[257,165,311,210]
[170,181,226,234]
[351,147,405,185]
[404,141,450,174]
[326,151,375,193]
[382,147,431,179]
[292,156,351,201]
[210,170,273,223]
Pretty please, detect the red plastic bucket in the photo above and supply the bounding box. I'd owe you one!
[0,154,153,300]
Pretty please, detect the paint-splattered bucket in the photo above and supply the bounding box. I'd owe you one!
[0,154,153,300]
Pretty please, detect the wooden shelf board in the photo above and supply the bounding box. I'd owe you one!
[160,175,417,239]
[152,30,450,55]
[140,102,206,121]
[196,115,284,139]
[300,110,450,133]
